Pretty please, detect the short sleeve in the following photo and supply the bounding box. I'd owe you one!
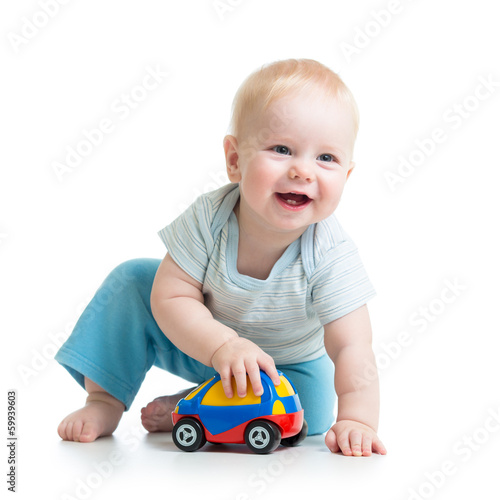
[158,195,215,283]
[310,239,376,325]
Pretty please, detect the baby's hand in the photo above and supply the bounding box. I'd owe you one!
[325,420,387,457]
[211,337,281,399]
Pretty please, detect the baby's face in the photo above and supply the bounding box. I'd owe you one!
[227,91,357,241]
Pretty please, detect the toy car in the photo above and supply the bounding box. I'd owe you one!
[171,370,307,454]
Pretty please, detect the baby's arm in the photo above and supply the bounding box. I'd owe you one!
[151,254,280,398]
[323,305,387,456]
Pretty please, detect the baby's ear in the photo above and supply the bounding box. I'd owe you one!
[223,135,241,182]
[346,161,355,180]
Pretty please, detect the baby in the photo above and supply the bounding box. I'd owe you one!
[56,58,386,457]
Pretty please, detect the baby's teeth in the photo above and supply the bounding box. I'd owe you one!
[286,199,298,205]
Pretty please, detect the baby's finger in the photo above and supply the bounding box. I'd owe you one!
[325,428,340,453]
[336,431,352,456]
[372,436,387,455]
[232,365,248,398]
[362,435,373,456]
[258,356,281,387]
[219,367,234,399]
[349,431,363,457]
[246,365,264,396]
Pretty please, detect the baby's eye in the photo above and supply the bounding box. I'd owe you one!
[317,153,337,163]
[272,145,291,155]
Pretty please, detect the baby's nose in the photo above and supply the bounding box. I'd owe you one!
[289,163,314,182]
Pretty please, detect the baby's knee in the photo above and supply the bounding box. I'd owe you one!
[110,258,159,284]
[105,258,160,291]
[94,259,160,307]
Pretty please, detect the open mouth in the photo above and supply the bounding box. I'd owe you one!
[275,192,312,210]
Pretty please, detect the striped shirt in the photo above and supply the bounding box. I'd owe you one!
[158,183,375,364]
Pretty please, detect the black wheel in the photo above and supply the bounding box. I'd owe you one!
[244,420,281,454]
[281,419,308,447]
[172,418,206,452]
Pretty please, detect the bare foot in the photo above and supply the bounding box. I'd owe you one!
[58,392,125,443]
[141,387,195,432]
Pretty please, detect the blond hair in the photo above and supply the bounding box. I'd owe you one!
[229,58,359,140]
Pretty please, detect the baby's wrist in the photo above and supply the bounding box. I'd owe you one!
[208,329,238,367]
[210,340,227,366]
[335,417,377,433]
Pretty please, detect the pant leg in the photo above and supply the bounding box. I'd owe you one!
[277,354,336,435]
[55,258,214,410]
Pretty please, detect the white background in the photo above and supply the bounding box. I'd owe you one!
[2,1,499,499]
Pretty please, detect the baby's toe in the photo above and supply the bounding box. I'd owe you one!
[141,400,172,432]
[57,420,68,440]
[141,413,160,432]
[79,421,98,442]
[72,420,85,442]
[65,420,75,441]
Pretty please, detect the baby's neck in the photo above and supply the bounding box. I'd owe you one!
[233,204,305,280]
[236,231,286,280]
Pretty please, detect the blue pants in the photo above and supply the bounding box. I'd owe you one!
[55,259,336,435]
